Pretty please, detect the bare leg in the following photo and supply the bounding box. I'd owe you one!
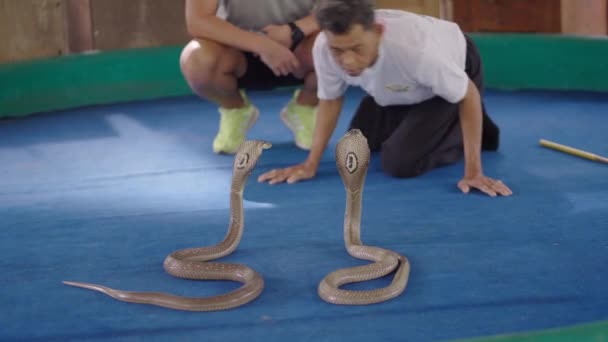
[297,72,318,106]
[180,39,248,109]
[180,39,259,154]
[292,33,319,107]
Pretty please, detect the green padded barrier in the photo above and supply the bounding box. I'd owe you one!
[453,319,608,342]
[0,47,190,118]
[470,33,608,93]
[1,34,608,118]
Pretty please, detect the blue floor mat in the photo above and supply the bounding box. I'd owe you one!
[1,88,607,341]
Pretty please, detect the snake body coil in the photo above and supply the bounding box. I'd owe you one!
[63,140,271,311]
[318,129,410,305]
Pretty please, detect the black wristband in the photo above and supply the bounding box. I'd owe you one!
[288,22,305,51]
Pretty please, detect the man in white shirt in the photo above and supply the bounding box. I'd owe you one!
[258,0,512,197]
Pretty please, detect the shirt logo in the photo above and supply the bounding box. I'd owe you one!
[385,84,410,92]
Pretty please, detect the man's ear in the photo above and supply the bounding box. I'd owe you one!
[373,22,384,35]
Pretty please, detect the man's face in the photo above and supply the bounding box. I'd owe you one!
[326,23,382,77]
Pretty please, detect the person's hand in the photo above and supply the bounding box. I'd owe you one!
[261,24,292,48]
[257,37,300,77]
[258,162,317,185]
[458,174,513,197]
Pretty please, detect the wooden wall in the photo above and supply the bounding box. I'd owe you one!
[377,0,608,35]
[0,0,67,63]
[0,0,188,63]
[451,0,607,34]
[1,0,607,64]
[561,0,607,35]
[375,0,442,17]
[90,0,188,51]
[453,0,562,33]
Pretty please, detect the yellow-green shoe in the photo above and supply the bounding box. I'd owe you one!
[213,97,259,154]
[280,90,317,150]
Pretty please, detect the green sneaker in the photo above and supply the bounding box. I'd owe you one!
[280,90,317,150]
[213,92,259,154]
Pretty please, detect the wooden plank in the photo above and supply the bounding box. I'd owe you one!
[65,0,93,53]
[561,0,607,35]
[454,0,561,33]
[475,0,560,33]
[440,0,454,21]
[0,0,67,63]
[375,0,442,17]
[452,0,474,31]
[90,0,189,51]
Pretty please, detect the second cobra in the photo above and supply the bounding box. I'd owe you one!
[318,129,410,305]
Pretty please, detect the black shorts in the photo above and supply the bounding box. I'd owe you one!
[348,34,500,178]
[237,52,305,90]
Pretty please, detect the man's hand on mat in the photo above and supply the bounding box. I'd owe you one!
[258,162,317,185]
[258,38,300,77]
[458,175,513,197]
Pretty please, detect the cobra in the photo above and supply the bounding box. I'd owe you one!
[63,140,271,311]
[318,129,410,305]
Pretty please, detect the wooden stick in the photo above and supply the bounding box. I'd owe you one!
[540,139,608,164]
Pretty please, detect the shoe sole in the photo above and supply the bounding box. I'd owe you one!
[280,107,311,151]
[213,107,260,154]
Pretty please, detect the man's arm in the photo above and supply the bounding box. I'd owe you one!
[458,80,512,197]
[459,80,483,178]
[414,47,512,197]
[258,31,347,185]
[258,97,344,184]
[304,97,344,169]
[261,13,320,50]
[294,13,321,36]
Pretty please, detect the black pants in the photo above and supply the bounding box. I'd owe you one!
[237,52,303,90]
[349,34,500,178]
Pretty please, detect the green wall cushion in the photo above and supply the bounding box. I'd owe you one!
[471,33,608,92]
[454,319,608,342]
[2,34,608,118]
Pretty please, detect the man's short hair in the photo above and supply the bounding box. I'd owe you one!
[314,0,376,34]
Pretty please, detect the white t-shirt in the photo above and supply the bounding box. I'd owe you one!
[313,9,469,106]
